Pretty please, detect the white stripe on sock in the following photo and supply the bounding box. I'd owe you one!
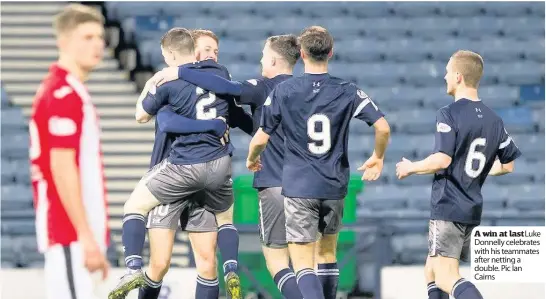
[277,272,295,291]
[124,255,142,262]
[317,272,340,276]
[218,224,237,232]
[197,276,219,287]
[317,269,340,273]
[296,269,315,283]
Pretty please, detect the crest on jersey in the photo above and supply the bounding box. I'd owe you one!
[53,86,73,99]
[247,79,258,86]
[264,96,272,106]
[49,116,77,136]
[357,89,369,100]
[436,122,451,133]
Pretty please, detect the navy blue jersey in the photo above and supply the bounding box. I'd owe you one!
[142,60,234,165]
[430,98,521,225]
[149,107,176,168]
[238,75,292,188]
[261,73,384,200]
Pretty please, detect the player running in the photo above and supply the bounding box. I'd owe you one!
[246,26,391,299]
[30,4,110,299]
[155,34,305,299]
[108,28,243,299]
[396,50,521,299]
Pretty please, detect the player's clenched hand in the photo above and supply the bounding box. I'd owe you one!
[246,156,262,172]
[396,157,413,179]
[152,66,179,87]
[358,155,384,181]
[81,235,110,280]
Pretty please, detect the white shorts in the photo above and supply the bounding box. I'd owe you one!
[45,242,107,299]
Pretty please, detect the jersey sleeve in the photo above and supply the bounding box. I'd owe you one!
[178,67,242,96]
[238,79,268,107]
[260,88,283,135]
[497,127,522,164]
[47,89,83,149]
[142,84,171,115]
[432,108,457,157]
[352,88,384,126]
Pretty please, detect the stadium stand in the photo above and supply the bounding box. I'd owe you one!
[1,1,544,298]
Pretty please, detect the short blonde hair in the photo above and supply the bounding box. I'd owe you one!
[451,50,484,88]
[191,29,219,45]
[53,4,104,36]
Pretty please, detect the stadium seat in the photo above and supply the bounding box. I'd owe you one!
[522,38,546,63]
[403,62,445,86]
[506,185,545,211]
[351,63,404,87]
[349,2,393,18]
[383,39,430,63]
[494,210,545,226]
[206,2,256,18]
[127,16,175,43]
[271,17,316,38]
[475,39,525,62]
[359,185,408,210]
[250,2,303,18]
[483,2,532,16]
[108,2,162,20]
[439,2,485,17]
[224,63,261,81]
[174,17,226,36]
[481,184,508,210]
[502,17,545,39]
[362,18,409,39]
[226,17,276,40]
[512,134,544,161]
[495,62,545,86]
[1,220,36,236]
[1,107,27,130]
[383,136,417,161]
[530,2,545,16]
[391,2,439,17]
[391,109,436,134]
[321,17,364,40]
[300,2,348,18]
[409,17,458,40]
[137,40,156,67]
[480,86,519,108]
[160,2,208,17]
[496,107,535,133]
[488,159,535,185]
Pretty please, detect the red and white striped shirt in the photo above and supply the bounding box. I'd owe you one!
[30,63,110,253]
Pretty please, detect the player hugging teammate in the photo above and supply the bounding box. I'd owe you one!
[108,23,520,299]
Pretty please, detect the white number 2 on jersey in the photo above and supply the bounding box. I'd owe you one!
[307,114,331,154]
[464,138,487,178]
[196,87,217,120]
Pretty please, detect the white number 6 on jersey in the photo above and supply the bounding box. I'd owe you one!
[464,138,487,178]
[307,114,331,155]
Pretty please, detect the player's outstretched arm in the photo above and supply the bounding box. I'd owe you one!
[247,128,270,171]
[156,108,227,137]
[489,159,515,176]
[396,153,452,179]
[359,117,391,181]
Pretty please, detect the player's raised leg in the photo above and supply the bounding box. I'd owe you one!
[285,197,325,299]
[259,187,303,299]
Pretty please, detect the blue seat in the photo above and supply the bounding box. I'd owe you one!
[392,109,436,134]
[488,159,535,185]
[321,17,363,40]
[206,2,255,18]
[475,39,525,62]
[481,184,508,209]
[110,2,162,20]
[1,220,35,235]
[225,63,260,81]
[456,17,504,39]
[419,86,453,109]
[250,2,303,18]
[383,135,417,161]
[300,2,348,18]
[495,62,545,86]
[174,17,226,35]
[404,62,446,87]
[160,2,208,17]
[335,39,385,63]
[392,234,428,253]
[391,2,439,17]
[512,133,544,161]
[483,2,532,16]
[354,63,404,87]
[362,18,409,39]
[348,135,375,157]
[522,39,545,63]
[349,2,393,18]
[359,185,408,210]
[502,17,545,39]
[130,16,175,43]
[1,107,26,129]
[220,39,261,63]
[495,107,535,133]
[1,134,29,159]
[409,18,458,40]
[384,39,430,63]
[531,160,545,182]
[530,2,545,16]
[137,40,156,67]
[1,84,10,107]
[272,17,316,37]
[506,185,545,211]
[226,17,275,40]
[480,86,519,108]
[495,210,545,226]
[439,2,485,17]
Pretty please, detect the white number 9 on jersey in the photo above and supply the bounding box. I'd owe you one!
[307,114,331,154]
[196,87,217,120]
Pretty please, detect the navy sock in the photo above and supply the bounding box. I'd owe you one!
[452,279,484,299]
[218,224,239,274]
[195,276,219,299]
[138,272,162,299]
[273,268,303,299]
[427,281,449,299]
[317,263,339,299]
[122,213,147,270]
[296,269,325,299]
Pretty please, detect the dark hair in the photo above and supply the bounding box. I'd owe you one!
[451,50,484,88]
[267,34,300,66]
[298,26,333,62]
[191,29,219,45]
[160,27,194,55]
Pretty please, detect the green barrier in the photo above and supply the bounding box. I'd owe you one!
[231,174,365,295]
